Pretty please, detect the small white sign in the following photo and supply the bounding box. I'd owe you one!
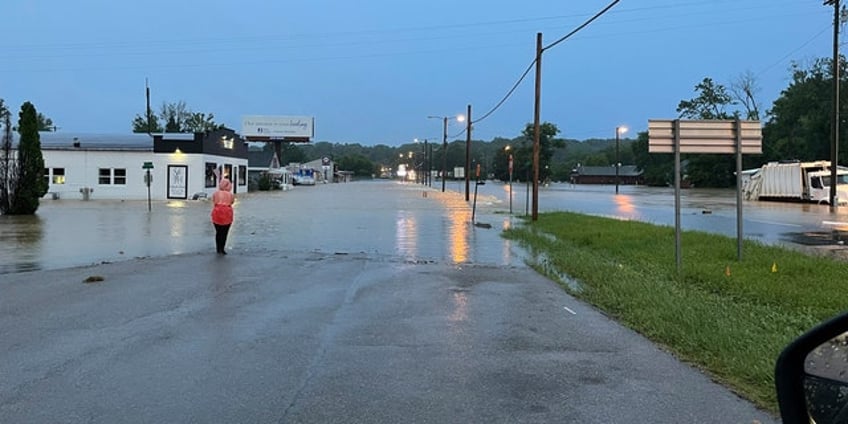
[241,115,314,139]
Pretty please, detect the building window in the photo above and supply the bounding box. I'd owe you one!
[99,168,111,184]
[239,165,247,186]
[114,168,126,185]
[205,162,217,188]
[99,168,127,185]
[223,164,233,183]
[52,168,65,184]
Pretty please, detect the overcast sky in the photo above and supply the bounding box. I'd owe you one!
[0,0,835,145]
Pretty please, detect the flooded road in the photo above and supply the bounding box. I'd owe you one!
[4,179,848,275]
[473,181,848,249]
[0,180,520,275]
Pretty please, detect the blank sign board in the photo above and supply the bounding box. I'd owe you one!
[648,119,762,154]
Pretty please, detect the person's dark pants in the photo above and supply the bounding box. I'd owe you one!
[214,224,231,254]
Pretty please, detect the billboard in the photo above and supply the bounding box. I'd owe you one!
[241,115,314,139]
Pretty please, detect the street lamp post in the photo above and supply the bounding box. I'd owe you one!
[428,114,464,193]
[615,126,627,194]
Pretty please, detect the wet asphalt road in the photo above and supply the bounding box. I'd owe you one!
[0,181,778,423]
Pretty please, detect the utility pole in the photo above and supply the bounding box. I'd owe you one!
[145,78,152,135]
[532,32,542,221]
[465,104,472,201]
[827,0,841,208]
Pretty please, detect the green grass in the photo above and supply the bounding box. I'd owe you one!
[503,211,847,414]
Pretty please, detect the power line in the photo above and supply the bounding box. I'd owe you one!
[756,26,830,77]
[544,0,621,51]
[470,0,621,128]
[472,59,537,125]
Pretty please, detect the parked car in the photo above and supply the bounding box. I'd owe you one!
[292,174,315,186]
[775,311,848,423]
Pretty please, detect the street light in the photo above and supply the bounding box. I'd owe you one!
[615,126,627,195]
[427,114,465,193]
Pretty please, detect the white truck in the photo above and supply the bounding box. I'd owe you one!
[742,160,848,205]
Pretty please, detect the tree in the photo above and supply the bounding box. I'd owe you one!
[6,102,48,215]
[161,100,191,132]
[132,112,163,133]
[762,58,839,164]
[131,101,221,133]
[37,113,55,131]
[521,122,561,182]
[676,77,737,187]
[631,131,673,186]
[184,112,223,133]
[677,77,735,120]
[731,70,761,121]
[336,154,376,177]
[0,99,17,214]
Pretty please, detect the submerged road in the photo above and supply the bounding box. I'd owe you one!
[0,181,778,423]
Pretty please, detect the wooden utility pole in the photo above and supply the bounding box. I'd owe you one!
[532,32,542,221]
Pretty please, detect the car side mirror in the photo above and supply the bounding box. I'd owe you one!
[775,311,848,423]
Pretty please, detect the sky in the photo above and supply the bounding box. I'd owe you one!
[0,0,836,146]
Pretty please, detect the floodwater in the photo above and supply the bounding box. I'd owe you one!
[5,179,848,275]
[0,180,521,275]
[475,180,848,248]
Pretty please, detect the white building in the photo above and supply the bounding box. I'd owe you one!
[12,129,248,201]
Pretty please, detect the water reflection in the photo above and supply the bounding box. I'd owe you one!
[614,194,636,217]
[449,291,468,323]
[447,204,470,264]
[0,213,44,273]
[395,211,419,259]
[501,217,513,265]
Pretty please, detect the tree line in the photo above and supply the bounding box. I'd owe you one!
[132,100,226,133]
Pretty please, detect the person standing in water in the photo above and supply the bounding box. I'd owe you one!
[210,178,235,255]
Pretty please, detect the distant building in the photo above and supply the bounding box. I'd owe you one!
[246,148,336,187]
[570,165,643,185]
[11,129,247,201]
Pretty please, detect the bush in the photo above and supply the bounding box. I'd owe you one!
[257,174,273,191]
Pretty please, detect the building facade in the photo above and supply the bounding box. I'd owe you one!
[570,165,643,185]
[19,130,248,201]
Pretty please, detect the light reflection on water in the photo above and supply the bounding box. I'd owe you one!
[438,194,470,264]
[395,210,419,259]
[501,217,514,265]
[614,194,637,217]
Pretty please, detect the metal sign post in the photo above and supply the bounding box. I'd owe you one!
[142,161,154,212]
[508,154,514,215]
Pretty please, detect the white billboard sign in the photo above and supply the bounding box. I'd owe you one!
[241,115,314,139]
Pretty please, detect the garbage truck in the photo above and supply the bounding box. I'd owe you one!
[742,160,848,205]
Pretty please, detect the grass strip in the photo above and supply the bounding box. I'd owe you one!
[503,211,846,413]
